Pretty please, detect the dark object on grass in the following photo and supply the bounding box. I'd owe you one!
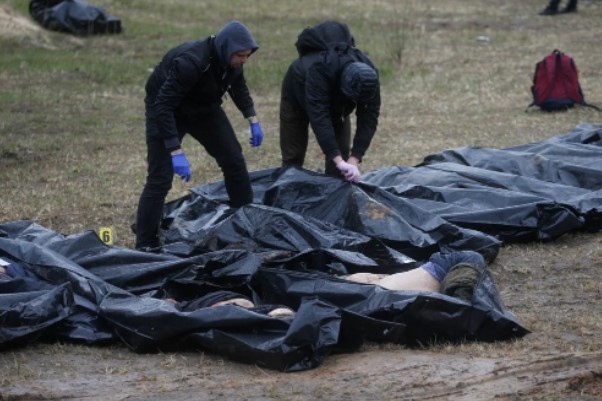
[29,0,122,35]
[539,0,577,15]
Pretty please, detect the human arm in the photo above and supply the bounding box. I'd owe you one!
[229,69,263,147]
[153,55,202,152]
[304,64,343,161]
[229,70,257,125]
[350,83,381,162]
[154,63,193,182]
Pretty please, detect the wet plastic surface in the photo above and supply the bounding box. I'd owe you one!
[28,0,122,35]
[1,123,600,371]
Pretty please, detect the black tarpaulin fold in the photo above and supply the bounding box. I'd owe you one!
[1,123,601,371]
[29,0,122,35]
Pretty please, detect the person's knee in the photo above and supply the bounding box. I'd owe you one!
[219,158,251,196]
[282,159,304,168]
[280,127,308,166]
[144,174,172,197]
[219,151,247,173]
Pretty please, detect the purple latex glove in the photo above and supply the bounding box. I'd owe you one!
[336,160,360,182]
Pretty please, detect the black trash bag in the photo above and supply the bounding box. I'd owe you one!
[362,123,602,240]
[99,293,342,372]
[2,124,600,371]
[251,267,530,346]
[0,282,74,350]
[162,167,502,265]
[0,220,528,371]
[29,0,122,35]
[0,232,122,346]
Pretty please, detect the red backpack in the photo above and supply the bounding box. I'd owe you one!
[527,49,599,112]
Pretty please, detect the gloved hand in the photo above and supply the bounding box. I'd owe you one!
[249,121,264,147]
[336,160,361,182]
[171,152,191,182]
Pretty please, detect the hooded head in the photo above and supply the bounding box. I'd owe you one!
[213,20,259,67]
[340,62,379,102]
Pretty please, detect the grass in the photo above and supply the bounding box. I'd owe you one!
[0,4,592,246]
[0,3,601,387]
[3,0,601,247]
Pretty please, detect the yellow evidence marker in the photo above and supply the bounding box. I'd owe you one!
[99,227,114,245]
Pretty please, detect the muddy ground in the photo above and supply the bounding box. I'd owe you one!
[1,232,600,401]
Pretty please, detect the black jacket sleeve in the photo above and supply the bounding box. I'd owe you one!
[154,55,202,151]
[305,64,342,161]
[228,69,256,119]
[351,85,380,161]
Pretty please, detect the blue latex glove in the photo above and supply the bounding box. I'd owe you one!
[171,152,191,182]
[250,121,264,147]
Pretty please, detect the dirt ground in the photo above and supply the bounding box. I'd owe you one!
[1,5,601,401]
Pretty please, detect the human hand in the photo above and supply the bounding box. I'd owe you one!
[336,160,360,182]
[171,152,191,182]
[249,121,264,147]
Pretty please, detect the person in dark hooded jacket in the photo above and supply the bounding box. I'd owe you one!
[134,20,264,252]
[279,20,381,182]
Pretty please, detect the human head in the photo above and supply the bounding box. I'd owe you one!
[214,20,259,68]
[340,62,379,102]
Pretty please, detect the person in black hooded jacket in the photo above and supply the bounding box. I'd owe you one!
[279,20,381,182]
[134,20,264,252]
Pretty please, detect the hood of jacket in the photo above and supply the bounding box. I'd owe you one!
[213,20,259,67]
[295,20,355,57]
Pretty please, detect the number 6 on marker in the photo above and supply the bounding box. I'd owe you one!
[99,227,113,245]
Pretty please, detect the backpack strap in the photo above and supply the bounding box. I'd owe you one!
[528,101,601,112]
[582,102,601,112]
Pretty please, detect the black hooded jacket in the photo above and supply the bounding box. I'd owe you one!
[145,21,259,151]
[282,21,381,162]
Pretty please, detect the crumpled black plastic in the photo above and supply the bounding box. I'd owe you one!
[162,169,502,264]
[29,0,122,35]
[361,123,601,240]
[1,123,600,371]
[0,226,527,371]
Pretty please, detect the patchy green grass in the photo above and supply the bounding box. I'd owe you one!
[1,0,601,246]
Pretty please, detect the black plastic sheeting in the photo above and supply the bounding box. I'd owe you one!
[1,123,600,371]
[361,124,602,240]
[29,0,122,35]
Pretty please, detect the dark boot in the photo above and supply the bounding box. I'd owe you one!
[560,0,577,13]
[539,0,561,15]
[440,263,482,302]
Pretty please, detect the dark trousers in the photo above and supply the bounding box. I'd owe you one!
[135,105,252,249]
[279,95,351,177]
[545,0,577,10]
